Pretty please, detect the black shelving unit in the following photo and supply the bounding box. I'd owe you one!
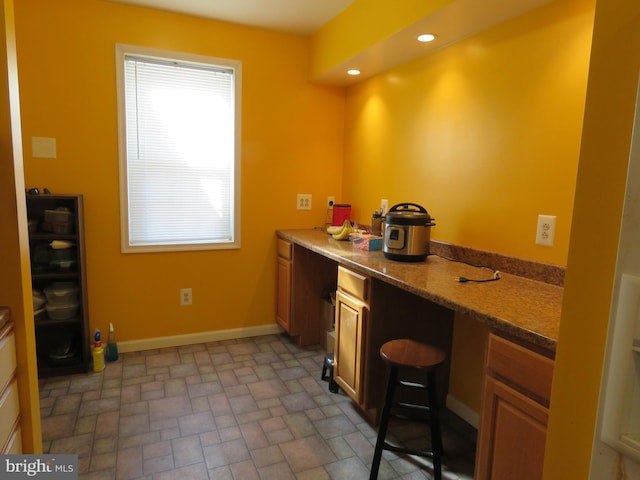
[26,194,90,377]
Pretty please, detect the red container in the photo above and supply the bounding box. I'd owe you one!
[332,204,352,226]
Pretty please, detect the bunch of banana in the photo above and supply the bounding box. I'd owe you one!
[326,220,354,240]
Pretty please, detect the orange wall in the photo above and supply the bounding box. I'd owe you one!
[310,0,452,79]
[342,0,594,266]
[449,313,487,414]
[544,0,640,477]
[14,0,345,342]
[339,0,594,413]
[0,0,41,452]
[12,1,640,471]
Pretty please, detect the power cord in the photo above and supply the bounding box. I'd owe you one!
[455,271,501,283]
[435,254,502,283]
[325,204,334,228]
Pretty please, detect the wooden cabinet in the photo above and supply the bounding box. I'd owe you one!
[275,238,337,346]
[275,239,293,332]
[0,309,21,454]
[26,194,91,377]
[273,236,453,418]
[475,333,554,480]
[334,266,369,406]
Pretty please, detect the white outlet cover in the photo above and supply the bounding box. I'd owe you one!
[536,214,556,246]
[180,288,192,306]
[297,194,312,210]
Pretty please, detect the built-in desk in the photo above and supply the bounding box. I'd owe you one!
[276,228,563,479]
[277,228,562,351]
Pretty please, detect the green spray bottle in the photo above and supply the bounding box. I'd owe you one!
[106,322,119,362]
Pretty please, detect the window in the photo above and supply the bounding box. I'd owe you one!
[116,44,241,253]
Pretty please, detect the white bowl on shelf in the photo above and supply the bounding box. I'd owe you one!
[45,302,79,320]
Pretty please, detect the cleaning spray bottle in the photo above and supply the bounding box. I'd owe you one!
[93,329,105,372]
[106,322,119,362]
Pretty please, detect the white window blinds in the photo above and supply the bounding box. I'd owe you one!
[117,45,241,252]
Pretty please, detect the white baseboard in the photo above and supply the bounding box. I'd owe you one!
[117,323,284,353]
[446,394,480,429]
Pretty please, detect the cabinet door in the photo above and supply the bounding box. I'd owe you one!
[0,325,16,393]
[476,376,548,480]
[2,426,22,454]
[276,256,292,332]
[0,379,20,452]
[334,290,367,404]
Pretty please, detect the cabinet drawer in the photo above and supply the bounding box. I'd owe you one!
[486,334,554,404]
[0,325,16,393]
[337,266,369,302]
[2,420,21,454]
[277,238,292,260]
[0,379,20,450]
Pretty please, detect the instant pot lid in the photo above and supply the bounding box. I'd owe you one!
[384,203,435,226]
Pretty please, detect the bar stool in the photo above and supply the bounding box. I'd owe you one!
[369,339,446,480]
[321,352,339,393]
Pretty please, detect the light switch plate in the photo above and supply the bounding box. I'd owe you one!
[32,136,57,159]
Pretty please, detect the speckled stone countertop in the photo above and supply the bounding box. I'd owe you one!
[277,229,563,353]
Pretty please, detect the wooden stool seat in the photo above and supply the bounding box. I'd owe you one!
[370,339,447,480]
[380,339,446,370]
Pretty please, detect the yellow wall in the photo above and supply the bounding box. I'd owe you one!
[544,0,640,477]
[0,0,42,452]
[310,0,452,79]
[449,313,488,413]
[14,0,345,342]
[13,0,626,470]
[342,0,594,266]
[338,0,594,413]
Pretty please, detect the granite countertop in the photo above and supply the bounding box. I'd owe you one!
[277,229,563,352]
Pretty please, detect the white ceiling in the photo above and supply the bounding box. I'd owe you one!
[107,0,355,35]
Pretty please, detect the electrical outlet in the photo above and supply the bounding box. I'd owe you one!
[327,196,335,209]
[536,215,556,247]
[297,194,312,210]
[381,199,389,215]
[180,288,192,306]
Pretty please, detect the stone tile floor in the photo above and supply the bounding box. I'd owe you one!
[39,333,477,479]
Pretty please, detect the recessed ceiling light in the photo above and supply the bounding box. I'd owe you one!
[417,33,437,43]
[347,69,361,76]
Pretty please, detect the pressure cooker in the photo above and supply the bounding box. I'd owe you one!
[383,203,435,262]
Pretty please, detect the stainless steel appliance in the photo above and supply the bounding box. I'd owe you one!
[383,203,435,262]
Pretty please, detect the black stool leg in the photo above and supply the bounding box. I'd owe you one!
[328,375,339,393]
[427,369,443,480]
[321,353,331,381]
[322,353,340,393]
[369,366,398,480]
